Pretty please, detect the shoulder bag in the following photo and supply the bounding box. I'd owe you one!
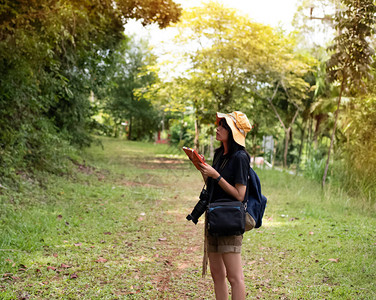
[207,199,245,236]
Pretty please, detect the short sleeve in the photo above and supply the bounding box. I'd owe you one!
[233,151,249,185]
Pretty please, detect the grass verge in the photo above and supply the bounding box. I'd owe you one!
[0,136,375,299]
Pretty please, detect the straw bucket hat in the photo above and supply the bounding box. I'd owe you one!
[216,111,252,147]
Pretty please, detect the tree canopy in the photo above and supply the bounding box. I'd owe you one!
[0,0,181,184]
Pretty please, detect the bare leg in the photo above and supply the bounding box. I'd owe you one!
[222,253,245,300]
[209,252,228,300]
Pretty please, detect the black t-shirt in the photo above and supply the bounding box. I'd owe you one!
[209,150,249,202]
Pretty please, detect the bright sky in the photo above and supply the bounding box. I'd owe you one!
[174,0,300,30]
[124,0,301,42]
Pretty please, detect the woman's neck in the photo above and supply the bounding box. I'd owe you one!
[223,142,229,155]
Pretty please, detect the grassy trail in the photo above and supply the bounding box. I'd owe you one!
[0,137,375,299]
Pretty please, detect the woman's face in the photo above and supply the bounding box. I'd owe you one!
[216,119,229,143]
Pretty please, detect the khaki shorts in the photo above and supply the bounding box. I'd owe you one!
[207,234,243,253]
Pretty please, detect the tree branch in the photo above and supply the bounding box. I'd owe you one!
[266,82,288,131]
[289,107,300,129]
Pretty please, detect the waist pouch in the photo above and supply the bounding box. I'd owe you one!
[207,199,245,236]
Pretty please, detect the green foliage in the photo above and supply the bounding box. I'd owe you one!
[322,0,376,186]
[332,97,376,203]
[327,0,376,91]
[169,116,195,147]
[0,0,181,185]
[304,157,327,182]
[103,37,162,140]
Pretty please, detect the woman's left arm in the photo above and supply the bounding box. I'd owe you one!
[199,163,246,202]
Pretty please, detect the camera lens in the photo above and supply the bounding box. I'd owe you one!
[186,188,209,224]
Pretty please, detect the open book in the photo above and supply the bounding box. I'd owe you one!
[182,147,205,170]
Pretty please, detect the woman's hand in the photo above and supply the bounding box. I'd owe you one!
[199,163,220,179]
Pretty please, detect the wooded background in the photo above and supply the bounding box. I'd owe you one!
[1,0,375,206]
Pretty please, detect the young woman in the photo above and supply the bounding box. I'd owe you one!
[199,111,252,300]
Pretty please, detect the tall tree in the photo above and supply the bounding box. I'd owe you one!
[322,0,376,187]
[172,1,305,151]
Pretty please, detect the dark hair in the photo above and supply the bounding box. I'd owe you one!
[215,118,250,159]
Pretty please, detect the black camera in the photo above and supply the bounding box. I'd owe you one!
[186,188,210,224]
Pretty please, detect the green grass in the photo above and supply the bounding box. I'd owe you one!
[0,136,375,299]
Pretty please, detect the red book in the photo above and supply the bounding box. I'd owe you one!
[182,147,205,170]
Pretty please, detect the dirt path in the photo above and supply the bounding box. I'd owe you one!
[112,153,215,299]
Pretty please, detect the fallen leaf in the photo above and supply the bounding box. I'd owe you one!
[57,215,63,219]
[47,266,56,271]
[309,232,314,235]
[329,258,339,263]
[65,221,70,226]
[74,243,82,247]
[248,260,257,265]
[96,257,107,263]
[53,253,58,258]
[158,237,167,241]
[103,232,112,235]
[61,264,71,268]
[70,273,78,279]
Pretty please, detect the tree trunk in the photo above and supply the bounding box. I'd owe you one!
[127,116,132,140]
[307,117,313,161]
[194,115,199,150]
[297,121,307,174]
[313,114,323,149]
[322,80,345,187]
[283,128,290,168]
